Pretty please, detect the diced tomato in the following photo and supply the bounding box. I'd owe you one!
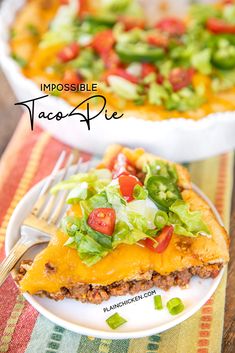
[141,63,156,78]
[222,0,234,5]
[156,17,186,36]
[60,0,69,4]
[118,16,146,31]
[87,208,116,236]
[157,73,164,84]
[119,175,142,202]
[144,225,174,253]
[91,30,120,68]
[104,67,139,84]
[62,70,83,85]
[206,18,235,34]
[147,34,169,48]
[57,43,80,62]
[102,49,121,69]
[78,0,90,17]
[169,67,194,92]
[111,153,137,178]
[91,30,115,56]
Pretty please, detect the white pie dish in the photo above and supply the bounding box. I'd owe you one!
[0,0,235,163]
[5,161,225,339]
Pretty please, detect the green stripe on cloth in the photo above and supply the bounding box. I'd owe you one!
[25,315,82,353]
[146,334,161,352]
[25,316,56,353]
[77,336,101,353]
[109,338,130,353]
[58,328,82,353]
[45,325,65,353]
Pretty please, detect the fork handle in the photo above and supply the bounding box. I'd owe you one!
[0,236,35,288]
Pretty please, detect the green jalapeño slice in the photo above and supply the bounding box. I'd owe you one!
[147,176,182,211]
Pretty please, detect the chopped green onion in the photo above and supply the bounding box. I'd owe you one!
[154,295,163,310]
[133,184,148,200]
[154,210,168,229]
[167,298,184,315]
[106,313,127,329]
[27,24,39,37]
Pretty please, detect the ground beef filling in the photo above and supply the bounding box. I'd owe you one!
[16,261,222,304]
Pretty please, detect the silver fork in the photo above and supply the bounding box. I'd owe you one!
[0,151,83,288]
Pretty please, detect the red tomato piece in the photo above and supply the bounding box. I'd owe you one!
[144,225,174,253]
[118,16,146,31]
[141,63,156,78]
[91,30,115,56]
[102,50,121,69]
[147,34,169,48]
[62,70,83,85]
[87,208,116,236]
[112,153,137,178]
[157,73,164,84]
[57,42,80,62]
[169,67,194,92]
[206,18,235,34]
[78,0,90,17]
[119,175,142,202]
[156,17,186,36]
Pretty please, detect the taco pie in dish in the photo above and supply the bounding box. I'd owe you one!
[9,0,235,120]
[17,145,229,304]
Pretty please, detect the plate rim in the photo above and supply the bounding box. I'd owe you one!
[5,162,225,339]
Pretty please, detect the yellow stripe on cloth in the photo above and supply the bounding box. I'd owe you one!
[128,337,150,353]
[0,132,50,248]
[0,295,25,352]
[154,153,233,353]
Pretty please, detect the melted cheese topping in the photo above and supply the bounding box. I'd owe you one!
[19,190,229,295]
[19,203,202,294]
[19,229,202,294]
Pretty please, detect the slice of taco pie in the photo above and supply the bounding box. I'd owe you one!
[17,145,229,304]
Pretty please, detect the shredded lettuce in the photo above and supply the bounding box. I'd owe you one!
[112,221,148,247]
[107,75,140,100]
[40,6,77,48]
[50,168,112,195]
[192,48,212,75]
[148,83,168,106]
[71,48,105,80]
[55,160,211,266]
[66,182,89,203]
[169,200,210,237]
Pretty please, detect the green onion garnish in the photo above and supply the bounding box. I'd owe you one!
[154,295,163,310]
[133,184,148,200]
[167,298,184,315]
[106,313,127,330]
[27,24,39,37]
[154,210,168,229]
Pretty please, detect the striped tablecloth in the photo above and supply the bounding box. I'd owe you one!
[0,118,233,353]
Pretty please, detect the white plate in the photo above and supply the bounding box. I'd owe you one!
[5,162,224,339]
[0,0,235,163]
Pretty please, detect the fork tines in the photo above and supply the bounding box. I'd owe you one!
[32,151,83,226]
